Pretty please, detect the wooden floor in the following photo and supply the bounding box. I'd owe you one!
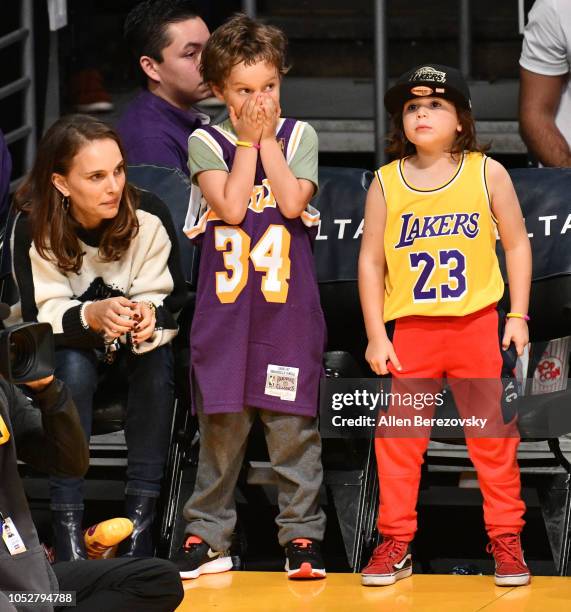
[177,572,571,611]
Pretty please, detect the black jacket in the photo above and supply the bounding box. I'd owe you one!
[0,378,88,612]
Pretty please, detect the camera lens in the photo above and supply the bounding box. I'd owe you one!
[9,329,37,379]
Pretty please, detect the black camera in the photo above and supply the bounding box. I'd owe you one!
[0,322,55,383]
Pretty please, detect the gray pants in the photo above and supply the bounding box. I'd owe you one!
[182,403,327,551]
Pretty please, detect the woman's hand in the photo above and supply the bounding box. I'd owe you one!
[84,297,137,340]
[229,96,263,144]
[131,302,156,346]
[365,335,402,376]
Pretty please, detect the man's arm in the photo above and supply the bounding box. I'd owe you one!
[8,378,89,477]
[519,67,571,166]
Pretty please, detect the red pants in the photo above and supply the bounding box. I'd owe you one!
[376,305,525,541]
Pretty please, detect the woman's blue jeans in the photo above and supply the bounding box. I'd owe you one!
[50,344,174,511]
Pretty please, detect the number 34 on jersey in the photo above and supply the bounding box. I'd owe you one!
[214,224,291,304]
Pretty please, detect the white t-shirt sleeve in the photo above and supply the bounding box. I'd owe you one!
[520,0,570,76]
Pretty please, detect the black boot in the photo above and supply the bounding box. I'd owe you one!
[52,510,87,562]
[117,495,157,557]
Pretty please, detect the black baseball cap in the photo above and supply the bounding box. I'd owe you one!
[384,64,471,115]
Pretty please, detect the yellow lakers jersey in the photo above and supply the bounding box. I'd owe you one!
[377,151,504,322]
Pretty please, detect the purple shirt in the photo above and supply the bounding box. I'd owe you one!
[116,89,207,176]
[190,119,326,417]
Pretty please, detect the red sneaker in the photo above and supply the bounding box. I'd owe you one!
[361,537,412,586]
[486,534,531,586]
[71,69,114,113]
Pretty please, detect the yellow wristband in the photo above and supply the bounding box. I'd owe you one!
[236,140,260,150]
[506,312,530,321]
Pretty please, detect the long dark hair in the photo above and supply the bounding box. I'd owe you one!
[15,114,140,274]
[385,106,489,160]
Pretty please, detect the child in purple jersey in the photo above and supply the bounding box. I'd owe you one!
[174,14,327,580]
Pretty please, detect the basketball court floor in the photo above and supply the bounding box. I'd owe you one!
[177,572,571,611]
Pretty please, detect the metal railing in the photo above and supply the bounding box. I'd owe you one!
[241,0,526,164]
[0,0,36,191]
[459,0,472,78]
[241,0,257,18]
[374,0,388,166]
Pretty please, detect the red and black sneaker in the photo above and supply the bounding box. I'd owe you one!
[173,535,232,580]
[285,538,326,579]
[486,533,531,586]
[361,537,412,586]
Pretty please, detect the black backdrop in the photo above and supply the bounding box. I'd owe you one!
[313,166,571,283]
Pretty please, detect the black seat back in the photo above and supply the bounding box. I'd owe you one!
[127,164,198,288]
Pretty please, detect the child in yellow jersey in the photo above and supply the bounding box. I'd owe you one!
[358,64,532,588]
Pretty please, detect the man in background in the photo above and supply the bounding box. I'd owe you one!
[519,0,571,166]
[117,0,211,176]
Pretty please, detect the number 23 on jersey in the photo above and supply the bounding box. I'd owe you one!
[214,225,292,304]
[410,248,467,303]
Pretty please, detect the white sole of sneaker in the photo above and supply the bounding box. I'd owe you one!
[285,560,326,580]
[361,566,412,587]
[495,573,531,587]
[179,556,233,580]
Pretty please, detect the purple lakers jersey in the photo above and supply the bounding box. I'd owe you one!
[184,119,326,416]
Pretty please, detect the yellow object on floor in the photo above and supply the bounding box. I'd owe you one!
[176,572,571,612]
[84,517,133,559]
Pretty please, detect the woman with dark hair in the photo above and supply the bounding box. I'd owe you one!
[8,114,188,561]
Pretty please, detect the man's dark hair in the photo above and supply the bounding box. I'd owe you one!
[124,0,201,64]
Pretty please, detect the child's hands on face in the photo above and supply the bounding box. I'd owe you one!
[502,318,529,356]
[365,335,402,376]
[260,94,281,141]
[229,95,263,144]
